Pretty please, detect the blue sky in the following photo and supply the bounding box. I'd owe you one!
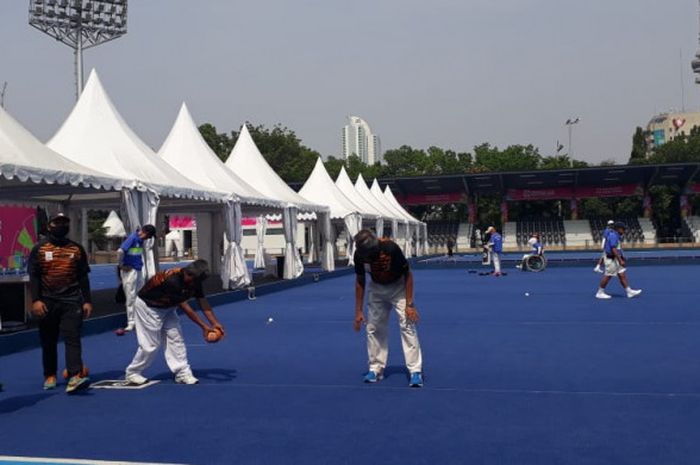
[1,0,698,164]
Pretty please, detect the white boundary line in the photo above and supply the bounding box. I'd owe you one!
[0,456,186,465]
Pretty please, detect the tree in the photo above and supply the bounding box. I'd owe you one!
[198,123,234,162]
[473,143,541,172]
[629,126,647,164]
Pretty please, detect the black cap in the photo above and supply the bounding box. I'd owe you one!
[49,213,70,223]
[613,221,627,230]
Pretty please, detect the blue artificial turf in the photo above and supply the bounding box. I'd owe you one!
[1,263,699,465]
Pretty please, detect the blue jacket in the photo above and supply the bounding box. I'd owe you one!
[120,231,145,270]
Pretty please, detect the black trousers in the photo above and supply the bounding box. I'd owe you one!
[38,299,84,377]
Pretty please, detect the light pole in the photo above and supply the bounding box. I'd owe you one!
[28,0,128,100]
[565,118,580,158]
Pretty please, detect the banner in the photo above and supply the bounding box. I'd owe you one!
[507,184,642,201]
[0,206,37,270]
[169,215,196,230]
[394,192,465,206]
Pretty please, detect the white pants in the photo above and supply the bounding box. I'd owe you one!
[366,279,422,374]
[125,298,193,378]
[492,253,501,273]
[121,268,144,325]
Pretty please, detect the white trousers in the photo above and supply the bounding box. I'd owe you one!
[125,298,193,378]
[120,268,144,325]
[366,279,422,374]
[492,253,501,273]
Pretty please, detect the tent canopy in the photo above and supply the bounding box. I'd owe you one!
[102,210,126,238]
[335,166,382,220]
[355,173,399,221]
[159,103,283,209]
[0,105,123,191]
[224,125,326,213]
[373,180,418,224]
[383,185,423,225]
[299,158,365,220]
[47,70,223,202]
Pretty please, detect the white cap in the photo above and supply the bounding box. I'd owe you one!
[607,220,614,225]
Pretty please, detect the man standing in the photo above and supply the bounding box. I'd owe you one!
[118,224,156,331]
[353,230,423,388]
[485,226,503,276]
[124,259,225,385]
[28,213,92,393]
[595,222,642,299]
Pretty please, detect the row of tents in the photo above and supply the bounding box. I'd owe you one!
[0,69,426,290]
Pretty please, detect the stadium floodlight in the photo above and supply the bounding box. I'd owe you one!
[28,0,128,99]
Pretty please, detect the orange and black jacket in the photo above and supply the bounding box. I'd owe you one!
[28,237,92,303]
[138,268,204,309]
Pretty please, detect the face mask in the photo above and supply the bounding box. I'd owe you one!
[49,225,69,238]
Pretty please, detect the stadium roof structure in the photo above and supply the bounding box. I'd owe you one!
[376,163,700,205]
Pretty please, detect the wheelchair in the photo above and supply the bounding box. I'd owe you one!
[523,254,547,272]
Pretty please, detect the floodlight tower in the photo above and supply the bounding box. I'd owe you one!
[28,0,128,100]
[693,0,700,84]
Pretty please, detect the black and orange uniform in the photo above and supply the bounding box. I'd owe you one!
[28,236,91,378]
[353,238,409,284]
[138,268,204,309]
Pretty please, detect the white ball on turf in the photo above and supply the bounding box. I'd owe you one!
[525,292,530,297]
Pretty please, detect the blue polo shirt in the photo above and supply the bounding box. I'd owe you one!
[604,230,621,257]
[120,231,145,270]
[532,241,543,255]
[490,233,503,253]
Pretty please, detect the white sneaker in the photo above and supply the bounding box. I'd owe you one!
[626,289,642,299]
[125,373,148,385]
[124,322,135,332]
[175,373,199,385]
[596,290,612,299]
[593,266,603,274]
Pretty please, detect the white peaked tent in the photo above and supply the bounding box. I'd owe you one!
[299,158,366,268]
[102,210,126,238]
[335,166,383,234]
[370,179,411,255]
[0,105,123,191]
[225,124,330,279]
[48,70,225,278]
[159,103,287,289]
[354,173,399,238]
[383,185,424,257]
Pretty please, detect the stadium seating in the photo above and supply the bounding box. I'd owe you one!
[563,220,594,247]
[515,218,566,246]
[684,216,700,242]
[426,220,459,249]
[589,217,651,245]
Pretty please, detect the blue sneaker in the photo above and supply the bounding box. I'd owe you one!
[409,372,424,388]
[363,371,381,383]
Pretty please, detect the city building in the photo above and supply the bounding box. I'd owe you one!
[646,111,700,150]
[342,116,382,164]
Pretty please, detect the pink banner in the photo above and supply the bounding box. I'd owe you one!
[241,217,282,226]
[169,215,196,229]
[0,206,37,269]
[688,183,700,194]
[507,184,642,201]
[394,192,465,206]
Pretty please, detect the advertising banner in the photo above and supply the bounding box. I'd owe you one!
[0,206,37,270]
[394,192,465,206]
[507,184,642,201]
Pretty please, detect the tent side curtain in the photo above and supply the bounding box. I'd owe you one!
[122,189,159,279]
[222,200,251,290]
[319,211,335,272]
[344,213,362,266]
[282,206,304,279]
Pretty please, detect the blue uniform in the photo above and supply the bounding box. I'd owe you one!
[490,233,503,253]
[604,230,621,257]
[532,241,543,255]
[120,232,145,270]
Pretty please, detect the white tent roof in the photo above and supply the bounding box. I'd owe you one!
[159,103,283,209]
[47,70,222,201]
[355,173,399,220]
[102,210,127,238]
[298,158,366,220]
[383,185,421,224]
[335,166,383,219]
[369,179,412,223]
[224,124,325,212]
[0,105,122,190]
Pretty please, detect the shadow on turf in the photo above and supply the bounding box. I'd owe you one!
[378,365,410,380]
[0,393,55,413]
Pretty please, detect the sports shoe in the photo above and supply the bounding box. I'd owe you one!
[125,373,148,385]
[593,266,603,273]
[65,374,90,394]
[409,372,424,388]
[43,375,57,390]
[626,289,642,299]
[175,373,199,385]
[363,371,382,383]
[124,322,136,332]
[595,290,612,300]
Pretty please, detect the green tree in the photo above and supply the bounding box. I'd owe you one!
[629,126,647,164]
[198,123,234,162]
[473,143,541,172]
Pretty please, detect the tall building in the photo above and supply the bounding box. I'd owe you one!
[646,111,700,150]
[342,116,382,164]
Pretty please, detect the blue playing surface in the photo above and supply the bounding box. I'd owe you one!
[1,263,699,464]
